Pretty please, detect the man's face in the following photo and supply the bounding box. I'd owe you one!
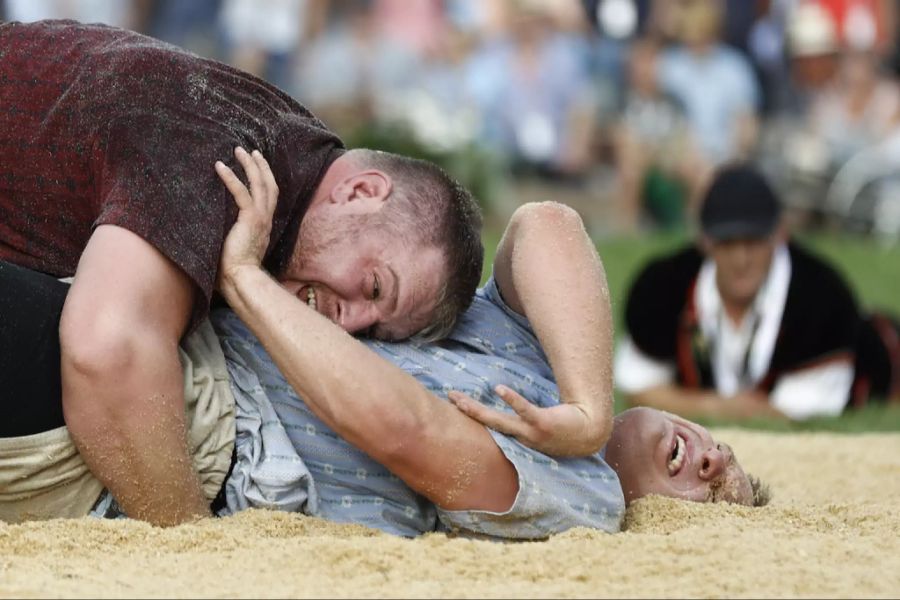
[605,407,754,506]
[278,210,446,340]
[705,236,776,308]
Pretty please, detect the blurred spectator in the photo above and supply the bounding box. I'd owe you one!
[218,0,311,92]
[615,164,899,421]
[370,0,446,56]
[775,2,900,229]
[293,0,420,132]
[144,0,222,59]
[4,0,144,28]
[806,50,900,172]
[655,0,762,212]
[611,38,694,231]
[465,2,597,178]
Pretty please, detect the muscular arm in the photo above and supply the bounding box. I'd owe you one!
[215,151,517,512]
[222,267,518,512]
[60,225,209,525]
[452,202,615,456]
[627,385,784,421]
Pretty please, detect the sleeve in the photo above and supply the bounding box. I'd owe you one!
[93,116,240,327]
[731,51,761,112]
[775,247,859,370]
[770,360,855,420]
[623,248,700,361]
[436,431,625,539]
[614,335,676,394]
[481,275,533,331]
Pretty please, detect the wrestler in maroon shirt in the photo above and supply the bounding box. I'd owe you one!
[0,20,483,525]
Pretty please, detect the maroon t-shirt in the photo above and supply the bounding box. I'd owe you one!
[0,20,344,324]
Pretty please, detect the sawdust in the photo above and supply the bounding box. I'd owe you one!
[1,429,898,598]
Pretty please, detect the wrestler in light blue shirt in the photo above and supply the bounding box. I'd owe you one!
[212,277,625,539]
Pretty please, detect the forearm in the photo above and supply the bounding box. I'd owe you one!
[62,334,209,525]
[495,203,614,450]
[60,224,209,525]
[220,267,517,511]
[628,385,782,420]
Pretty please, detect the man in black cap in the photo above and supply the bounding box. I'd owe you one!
[614,163,897,420]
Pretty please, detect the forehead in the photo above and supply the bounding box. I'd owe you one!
[378,245,446,339]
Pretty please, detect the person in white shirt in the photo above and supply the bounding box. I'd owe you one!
[615,163,867,421]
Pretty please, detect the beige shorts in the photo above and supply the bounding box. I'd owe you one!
[0,319,235,523]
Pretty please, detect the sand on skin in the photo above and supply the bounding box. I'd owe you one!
[1,429,899,599]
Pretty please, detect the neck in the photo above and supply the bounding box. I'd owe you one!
[722,298,752,325]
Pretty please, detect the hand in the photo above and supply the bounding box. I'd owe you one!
[448,385,604,457]
[727,391,786,420]
[215,147,279,295]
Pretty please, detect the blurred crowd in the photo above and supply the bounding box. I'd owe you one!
[4,0,899,238]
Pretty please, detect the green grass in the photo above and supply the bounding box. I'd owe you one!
[480,226,900,432]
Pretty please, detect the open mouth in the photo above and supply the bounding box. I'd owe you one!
[668,433,687,476]
[304,286,317,311]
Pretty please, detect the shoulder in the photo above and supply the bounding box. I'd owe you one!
[627,245,703,304]
[787,242,857,311]
[625,245,702,360]
[775,242,859,366]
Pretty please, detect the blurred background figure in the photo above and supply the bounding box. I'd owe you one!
[217,0,311,92]
[4,0,147,29]
[292,0,421,134]
[775,0,900,240]
[615,165,900,421]
[653,0,762,216]
[2,0,899,420]
[464,0,597,180]
[610,38,694,232]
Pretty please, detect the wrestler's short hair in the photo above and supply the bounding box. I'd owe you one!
[351,149,484,341]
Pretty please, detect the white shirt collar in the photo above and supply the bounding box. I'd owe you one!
[695,243,792,395]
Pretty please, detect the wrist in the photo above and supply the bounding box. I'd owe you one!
[219,264,269,307]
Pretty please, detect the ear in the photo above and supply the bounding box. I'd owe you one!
[698,234,714,255]
[330,169,392,213]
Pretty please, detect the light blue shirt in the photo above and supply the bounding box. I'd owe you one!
[211,277,625,539]
[658,44,760,162]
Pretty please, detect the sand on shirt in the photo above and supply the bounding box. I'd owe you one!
[0,429,898,598]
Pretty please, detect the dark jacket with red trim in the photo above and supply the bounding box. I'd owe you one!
[623,241,863,402]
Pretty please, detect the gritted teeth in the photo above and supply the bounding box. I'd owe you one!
[306,287,317,310]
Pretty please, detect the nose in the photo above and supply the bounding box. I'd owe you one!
[339,300,380,335]
[697,443,730,481]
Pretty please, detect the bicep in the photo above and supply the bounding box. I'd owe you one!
[62,224,195,342]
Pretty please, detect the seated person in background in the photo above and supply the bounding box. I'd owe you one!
[612,37,694,232]
[615,163,900,421]
[0,158,768,538]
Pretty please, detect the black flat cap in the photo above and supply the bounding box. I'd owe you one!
[700,164,782,241]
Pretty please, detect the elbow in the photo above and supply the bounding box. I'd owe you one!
[512,201,584,231]
[579,405,614,456]
[59,311,141,415]
[359,407,428,469]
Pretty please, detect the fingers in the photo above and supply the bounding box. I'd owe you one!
[234,147,266,211]
[214,161,251,209]
[494,385,538,421]
[215,147,279,216]
[251,149,279,215]
[448,390,526,437]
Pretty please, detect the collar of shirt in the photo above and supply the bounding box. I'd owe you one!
[695,243,792,395]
